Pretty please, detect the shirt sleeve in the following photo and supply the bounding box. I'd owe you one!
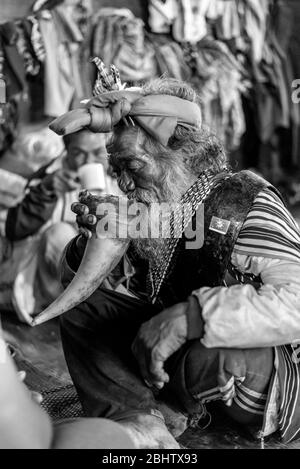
[5,182,58,241]
[193,188,300,349]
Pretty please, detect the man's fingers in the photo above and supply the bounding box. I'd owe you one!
[71,202,89,216]
[79,227,92,239]
[79,189,92,203]
[77,214,97,226]
[149,350,170,387]
[76,214,97,238]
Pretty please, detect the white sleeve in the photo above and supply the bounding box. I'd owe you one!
[194,257,300,348]
[193,187,300,349]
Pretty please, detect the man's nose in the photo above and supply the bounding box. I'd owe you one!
[119,174,135,193]
[85,153,97,164]
[126,179,135,191]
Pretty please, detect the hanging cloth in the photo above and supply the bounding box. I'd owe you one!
[38,10,75,117]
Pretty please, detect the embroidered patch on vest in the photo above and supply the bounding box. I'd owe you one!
[209,216,231,235]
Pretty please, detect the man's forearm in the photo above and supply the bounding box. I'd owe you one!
[193,281,300,349]
[5,183,57,241]
[190,256,300,349]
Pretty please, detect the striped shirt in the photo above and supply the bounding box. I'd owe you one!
[233,188,300,263]
[234,187,300,442]
[195,181,300,442]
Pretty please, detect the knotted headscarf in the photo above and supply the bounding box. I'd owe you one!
[49,88,202,146]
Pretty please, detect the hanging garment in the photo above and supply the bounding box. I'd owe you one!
[252,0,294,144]
[270,0,299,164]
[0,22,26,99]
[173,0,211,43]
[32,0,64,13]
[38,11,75,117]
[242,0,270,64]
[186,38,246,150]
[256,48,290,143]
[0,97,20,156]
[149,0,213,43]
[147,33,191,82]
[77,24,93,98]
[27,16,46,64]
[92,9,157,83]
[213,0,241,41]
[52,4,87,102]
[148,0,178,34]
[15,20,40,76]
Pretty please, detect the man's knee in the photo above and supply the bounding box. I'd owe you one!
[183,343,273,392]
[165,341,220,413]
[184,341,220,391]
[60,288,124,338]
[167,342,273,412]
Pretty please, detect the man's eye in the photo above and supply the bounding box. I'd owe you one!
[128,162,145,172]
[94,149,107,158]
[69,151,86,162]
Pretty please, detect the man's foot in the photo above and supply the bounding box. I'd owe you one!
[118,413,180,449]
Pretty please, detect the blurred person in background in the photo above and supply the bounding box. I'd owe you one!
[5,129,116,322]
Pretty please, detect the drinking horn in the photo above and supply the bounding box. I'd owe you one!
[32,194,132,326]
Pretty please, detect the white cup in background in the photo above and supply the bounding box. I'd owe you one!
[78,163,106,192]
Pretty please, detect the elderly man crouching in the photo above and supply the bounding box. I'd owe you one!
[38,78,300,448]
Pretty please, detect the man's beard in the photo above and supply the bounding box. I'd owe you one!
[131,165,193,264]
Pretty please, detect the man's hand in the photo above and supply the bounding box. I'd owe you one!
[132,302,188,390]
[42,169,80,197]
[71,190,98,239]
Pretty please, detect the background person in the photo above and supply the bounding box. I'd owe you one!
[5,129,115,321]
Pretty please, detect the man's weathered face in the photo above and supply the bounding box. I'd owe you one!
[64,131,108,172]
[108,128,195,263]
[109,128,190,205]
[109,150,164,203]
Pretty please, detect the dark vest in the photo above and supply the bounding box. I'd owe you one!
[155,170,273,308]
